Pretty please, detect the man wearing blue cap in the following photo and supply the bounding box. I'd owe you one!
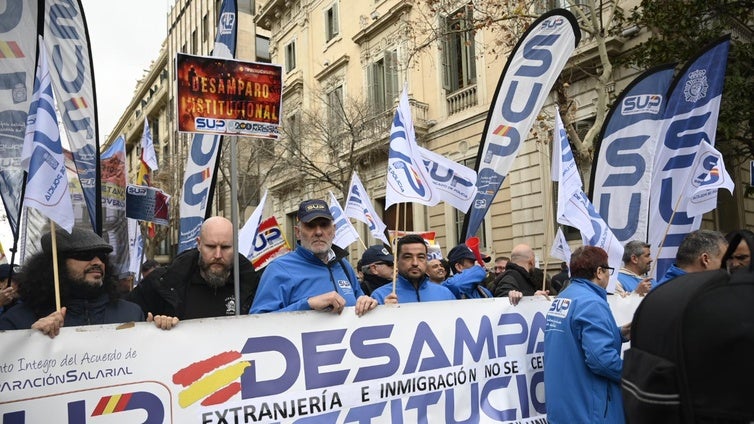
[359,245,394,295]
[445,244,493,299]
[250,199,378,316]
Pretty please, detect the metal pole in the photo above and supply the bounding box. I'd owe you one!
[230,136,241,315]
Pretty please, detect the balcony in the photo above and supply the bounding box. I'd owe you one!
[446,84,478,115]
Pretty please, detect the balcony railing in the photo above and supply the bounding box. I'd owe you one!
[446,84,478,115]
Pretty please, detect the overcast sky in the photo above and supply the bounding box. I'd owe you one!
[81,0,170,141]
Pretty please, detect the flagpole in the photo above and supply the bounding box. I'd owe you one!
[230,136,241,316]
[50,220,62,311]
[541,243,550,292]
[651,192,685,278]
[391,203,401,295]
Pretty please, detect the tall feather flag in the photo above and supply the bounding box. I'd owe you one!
[648,37,730,279]
[683,141,734,218]
[385,87,438,208]
[462,9,580,240]
[552,109,623,292]
[136,118,158,238]
[42,1,101,234]
[238,189,268,259]
[329,191,360,250]
[20,40,74,233]
[178,0,237,253]
[346,172,389,245]
[590,64,676,243]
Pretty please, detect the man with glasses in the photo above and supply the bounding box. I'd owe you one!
[0,263,20,315]
[0,227,145,337]
[359,245,394,295]
[544,246,631,424]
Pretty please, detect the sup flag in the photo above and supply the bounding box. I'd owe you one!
[239,189,268,259]
[590,64,676,244]
[552,109,623,292]
[385,87,438,208]
[178,0,237,253]
[346,172,389,245]
[683,141,734,218]
[126,185,170,226]
[249,216,291,270]
[417,146,478,213]
[648,37,730,279]
[550,227,571,265]
[462,9,580,240]
[21,40,74,233]
[329,191,360,250]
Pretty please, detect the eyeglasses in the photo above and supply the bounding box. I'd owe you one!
[67,251,108,262]
[600,265,614,275]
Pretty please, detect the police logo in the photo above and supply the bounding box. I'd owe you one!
[684,69,708,103]
[337,279,353,295]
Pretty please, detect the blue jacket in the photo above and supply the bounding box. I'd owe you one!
[544,278,625,424]
[442,265,492,299]
[616,271,656,292]
[371,274,455,304]
[250,245,363,313]
[657,263,686,287]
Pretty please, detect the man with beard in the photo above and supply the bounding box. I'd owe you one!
[370,234,455,304]
[250,199,378,315]
[130,217,259,327]
[0,227,148,337]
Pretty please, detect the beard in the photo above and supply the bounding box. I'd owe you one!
[64,267,106,300]
[198,256,231,288]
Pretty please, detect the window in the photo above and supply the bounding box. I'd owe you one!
[442,5,476,92]
[324,2,339,42]
[367,49,399,112]
[285,41,297,73]
[203,14,209,42]
[192,30,198,55]
[455,158,486,245]
[256,35,271,63]
[326,84,344,129]
[285,112,301,155]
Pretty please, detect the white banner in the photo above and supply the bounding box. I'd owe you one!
[345,172,389,245]
[329,191,360,250]
[417,146,477,212]
[0,297,639,423]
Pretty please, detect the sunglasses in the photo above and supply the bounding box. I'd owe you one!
[67,251,108,262]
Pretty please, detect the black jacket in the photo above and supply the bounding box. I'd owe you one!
[128,249,260,319]
[0,294,143,330]
[492,262,537,297]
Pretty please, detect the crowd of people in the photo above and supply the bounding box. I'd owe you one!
[0,197,750,422]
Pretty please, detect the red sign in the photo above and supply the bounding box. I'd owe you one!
[176,53,282,138]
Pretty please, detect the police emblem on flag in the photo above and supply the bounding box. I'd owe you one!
[684,69,709,103]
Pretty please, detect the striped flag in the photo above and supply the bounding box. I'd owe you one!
[385,87,438,208]
[20,40,74,233]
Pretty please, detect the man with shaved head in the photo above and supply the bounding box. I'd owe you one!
[492,243,548,305]
[130,216,260,327]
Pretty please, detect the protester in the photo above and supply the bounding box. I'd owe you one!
[725,229,754,273]
[544,245,631,423]
[657,229,728,286]
[549,262,569,294]
[426,258,447,283]
[0,264,19,315]
[0,227,158,337]
[130,216,259,328]
[616,240,655,295]
[250,199,377,315]
[371,234,455,304]
[359,244,394,295]
[491,244,548,305]
[140,259,160,280]
[444,244,492,298]
[493,256,509,276]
